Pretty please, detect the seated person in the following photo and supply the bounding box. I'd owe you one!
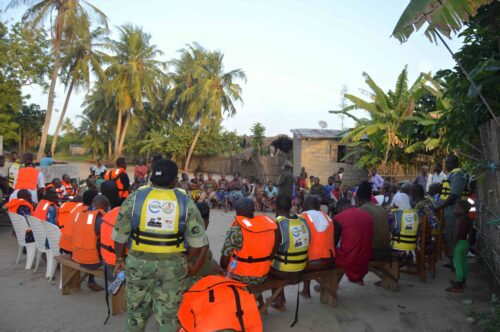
[62,174,76,197]
[309,177,324,202]
[58,199,83,230]
[72,194,109,291]
[60,189,98,254]
[271,194,310,311]
[220,197,277,288]
[252,179,265,211]
[216,174,229,208]
[44,178,66,199]
[412,183,439,255]
[263,180,278,210]
[428,182,442,205]
[390,183,412,210]
[334,198,373,285]
[5,189,35,244]
[300,195,338,299]
[33,189,59,225]
[199,173,218,207]
[228,173,244,207]
[189,178,202,202]
[100,182,123,278]
[178,172,190,192]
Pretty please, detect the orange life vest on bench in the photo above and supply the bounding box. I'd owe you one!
[228,215,277,278]
[100,207,121,265]
[58,202,83,229]
[104,168,129,199]
[178,275,263,332]
[33,200,59,222]
[301,211,336,261]
[5,199,34,214]
[72,209,105,264]
[59,204,86,252]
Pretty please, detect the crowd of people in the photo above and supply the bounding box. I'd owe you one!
[0,152,475,331]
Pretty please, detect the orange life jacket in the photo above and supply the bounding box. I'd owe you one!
[33,200,59,222]
[100,207,120,265]
[44,183,65,198]
[14,167,39,190]
[59,204,86,252]
[72,209,105,265]
[58,202,83,229]
[302,211,336,261]
[104,168,129,199]
[62,180,75,196]
[178,275,263,332]
[228,215,277,278]
[5,199,34,215]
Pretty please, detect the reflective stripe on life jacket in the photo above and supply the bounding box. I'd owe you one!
[101,207,121,265]
[129,187,188,254]
[390,209,420,251]
[62,181,75,196]
[72,209,105,264]
[272,215,310,272]
[441,168,469,201]
[59,204,86,252]
[5,199,34,215]
[301,211,336,261]
[44,184,65,198]
[33,200,58,222]
[178,275,263,332]
[58,202,83,229]
[104,168,129,199]
[228,215,277,278]
[14,167,39,190]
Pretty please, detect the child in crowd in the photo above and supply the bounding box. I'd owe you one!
[446,200,472,293]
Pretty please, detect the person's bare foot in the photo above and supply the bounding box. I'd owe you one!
[299,290,311,299]
[88,282,104,292]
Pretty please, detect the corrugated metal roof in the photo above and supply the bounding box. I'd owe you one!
[290,128,344,139]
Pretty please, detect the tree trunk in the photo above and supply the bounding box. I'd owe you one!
[50,79,74,156]
[108,137,112,160]
[117,112,131,157]
[114,109,123,158]
[383,130,391,167]
[184,124,203,171]
[37,7,65,161]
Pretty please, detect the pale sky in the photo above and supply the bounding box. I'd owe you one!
[3,0,462,136]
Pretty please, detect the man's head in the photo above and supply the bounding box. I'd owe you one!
[421,166,429,176]
[181,173,189,181]
[86,176,97,189]
[356,181,372,206]
[22,153,34,165]
[371,168,377,176]
[198,173,204,181]
[428,183,442,197]
[10,151,18,162]
[92,194,110,212]
[309,175,314,181]
[401,183,412,195]
[207,173,213,181]
[328,177,334,185]
[44,189,59,203]
[82,189,99,206]
[303,195,321,211]
[338,167,344,174]
[96,158,102,167]
[62,174,71,183]
[336,198,352,214]
[116,157,127,169]
[150,159,178,188]
[445,155,459,173]
[46,151,52,158]
[268,180,273,187]
[17,189,32,202]
[221,174,226,180]
[235,197,255,219]
[411,183,425,202]
[52,178,62,188]
[313,177,320,185]
[276,194,292,215]
[434,163,442,174]
[100,180,121,209]
[454,200,471,217]
[196,201,210,229]
[0,155,5,168]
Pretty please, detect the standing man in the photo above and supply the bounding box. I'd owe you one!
[104,157,130,203]
[278,160,294,198]
[7,151,21,192]
[370,168,384,195]
[112,159,209,331]
[11,153,45,203]
[432,164,446,184]
[413,166,431,193]
[436,155,469,268]
[91,158,107,177]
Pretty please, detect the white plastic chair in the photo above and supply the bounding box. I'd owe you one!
[26,216,49,273]
[7,212,36,270]
[43,222,61,280]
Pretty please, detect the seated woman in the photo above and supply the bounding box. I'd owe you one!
[263,180,278,211]
[270,194,310,311]
[227,173,244,208]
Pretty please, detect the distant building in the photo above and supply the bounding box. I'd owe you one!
[291,129,367,185]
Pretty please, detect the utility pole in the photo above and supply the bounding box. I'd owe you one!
[339,85,348,130]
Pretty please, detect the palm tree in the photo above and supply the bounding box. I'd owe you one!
[7,0,108,161]
[170,43,246,171]
[104,24,166,157]
[50,25,109,156]
[330,66,437,167]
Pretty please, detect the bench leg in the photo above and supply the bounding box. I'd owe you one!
[112,285,127,316]
[371,263,399,291]
[319,274,341,308]
[61,266,81,295]
[256,287,285,315]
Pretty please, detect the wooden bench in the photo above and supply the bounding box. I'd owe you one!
[248,260,398,314]
[55,255,127,316]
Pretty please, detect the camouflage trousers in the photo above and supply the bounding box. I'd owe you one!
[125,254,188,332]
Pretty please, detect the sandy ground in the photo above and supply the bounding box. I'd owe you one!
[0,207,495,332]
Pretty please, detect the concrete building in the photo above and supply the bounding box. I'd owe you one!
[291,129,367,185]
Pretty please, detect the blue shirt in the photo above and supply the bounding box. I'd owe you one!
[40,157,54,167]
[264,186,278,198]
[324,185,335,198]
[46,205,58,225]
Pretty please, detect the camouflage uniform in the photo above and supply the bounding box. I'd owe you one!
[112,186,208,332]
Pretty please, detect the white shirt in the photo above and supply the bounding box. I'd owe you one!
[432,172,446,184]
[390,192,412,210]
[91,165,107,176]
[11,167,45,203]
[303,210,329,232]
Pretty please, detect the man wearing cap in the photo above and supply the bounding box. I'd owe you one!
[278,160,295,198]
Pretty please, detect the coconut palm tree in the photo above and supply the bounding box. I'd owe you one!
[170,43,246,171]
[50,25,109,156]
[103,24,166,157]
[330,66,437,167]
[7,0,108,161]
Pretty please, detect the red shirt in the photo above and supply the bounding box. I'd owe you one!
[334,207,373,282]
[134,165,149,179]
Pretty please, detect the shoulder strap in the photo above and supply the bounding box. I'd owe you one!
[229,286,246,332]
[131,187,153,230]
